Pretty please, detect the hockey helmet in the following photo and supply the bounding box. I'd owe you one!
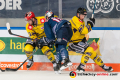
[25,11,35,21]
[77,7,87,15]
[45,10,54,19]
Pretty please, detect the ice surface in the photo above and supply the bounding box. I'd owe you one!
[0,71,120,80]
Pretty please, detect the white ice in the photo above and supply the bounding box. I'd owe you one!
[0,71,120,80]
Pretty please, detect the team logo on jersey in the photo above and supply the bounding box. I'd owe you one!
[28,25,33,30]
[0,40,5,52]
[69,71,76,78]
[41,27,44,30]
[86,0,114,13]
[40,18,45,23]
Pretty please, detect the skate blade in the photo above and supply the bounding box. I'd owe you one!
[27,68,30,70]
[55,70,61,74]
[67,62,73,66]
[60,63,73,71]
[76,70,84,73]
[107,68,114,72]
[111,68,114,72]
[27,63,34,70]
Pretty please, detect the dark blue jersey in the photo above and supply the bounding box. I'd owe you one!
[44,17,68,40]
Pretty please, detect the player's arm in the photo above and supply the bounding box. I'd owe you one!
[87,18,95,28]
[44,22,55,40]
[81,18,95,34]
[26,24,38,40]
[80,22,91,34]
[36,22,55,49]
[70,19,89,35]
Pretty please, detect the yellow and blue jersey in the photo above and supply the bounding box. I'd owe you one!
[69,16,92,43]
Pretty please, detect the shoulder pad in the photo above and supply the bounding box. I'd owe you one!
[40,18,45,23]
[28,25,33,30]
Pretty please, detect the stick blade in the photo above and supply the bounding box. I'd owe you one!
[0,68,5,72]
[6,68,17,71]
[6,22,10,30]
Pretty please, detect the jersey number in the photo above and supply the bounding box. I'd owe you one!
[52,18,62,22]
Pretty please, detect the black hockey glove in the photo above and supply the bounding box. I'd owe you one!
[87,18,95,28]
[36,37,54,49]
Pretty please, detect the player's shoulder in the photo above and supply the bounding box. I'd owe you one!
[49,17,61,22]
[70,16,77,23]
[35,16,46,24]
[71,16,79,21]
[26,23,33,31]
[71,16,77,20]
[70,16,78,25]
[72,16,84,24]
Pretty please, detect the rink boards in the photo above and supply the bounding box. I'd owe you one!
[0,27,120,72]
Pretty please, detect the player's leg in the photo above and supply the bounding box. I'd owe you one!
[56,44,72,71]
[41,46,56,63]
[68,41,90,72]
[77,46,113,72]
[76,47,93,72]
[24,44,35,69]
[68,40,113,72]
[55,26,73,71]
[41,46,58,72]
[56,50,62,71]
[90,47,113,72]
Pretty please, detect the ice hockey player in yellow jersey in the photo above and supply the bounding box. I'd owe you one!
[68,7,113,72]
[24,11,57,72]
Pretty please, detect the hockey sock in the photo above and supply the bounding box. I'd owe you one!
[80,52,91,66]
[24,44,34,60]
[45,51,56,63]
[56,52,62,63]
[41,46,56,63]
[56,44,69,61]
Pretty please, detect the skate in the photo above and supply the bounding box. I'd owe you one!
[53,61,61,74]
[102,65,113,72]
[76,64,85,73]
[26,59,34,70]
[60,58,72,71]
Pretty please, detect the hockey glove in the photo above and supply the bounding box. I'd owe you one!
[87,18,95,28]
[36,37,55,49]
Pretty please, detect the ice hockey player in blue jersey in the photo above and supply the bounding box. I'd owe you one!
[37,11,73,73]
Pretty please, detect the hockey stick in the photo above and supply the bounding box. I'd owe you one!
[0,23,34,72]
[1,50,37,72]
[4,23,51,72]
[6,22,54,46]
[0,68,6,72]
[91,0,96,18]
[6,23,34,40]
